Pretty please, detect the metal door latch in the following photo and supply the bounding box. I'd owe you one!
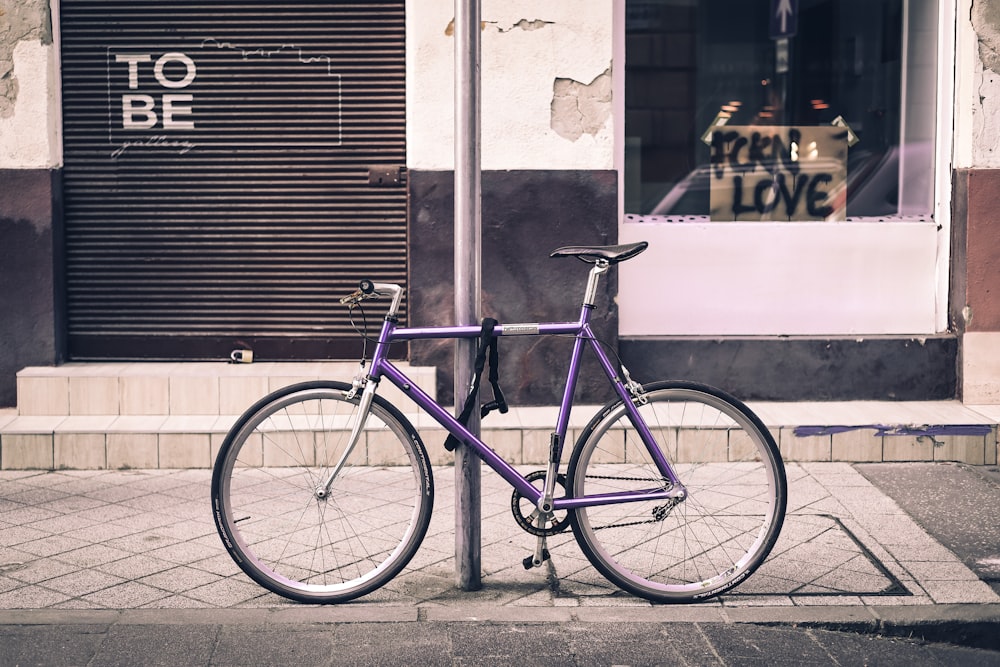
[368,165,402,187]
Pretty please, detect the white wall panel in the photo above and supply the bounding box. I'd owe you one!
[619,221,939,336]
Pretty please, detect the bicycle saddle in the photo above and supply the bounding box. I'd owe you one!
[549,241,648,264]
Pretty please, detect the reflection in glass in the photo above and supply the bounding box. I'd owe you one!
[624,0,935,221]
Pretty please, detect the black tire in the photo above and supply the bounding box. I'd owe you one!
[567,381,786,602]
[211,381,433,603]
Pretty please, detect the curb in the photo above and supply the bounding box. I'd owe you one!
[0,605,997,651]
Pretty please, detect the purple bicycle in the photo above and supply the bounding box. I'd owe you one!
[211,242,787,604]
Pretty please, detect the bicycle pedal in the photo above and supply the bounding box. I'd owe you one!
[522,548,550,570]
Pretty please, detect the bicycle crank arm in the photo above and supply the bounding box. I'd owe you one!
[524,535,550,570]
[524,515,551,569]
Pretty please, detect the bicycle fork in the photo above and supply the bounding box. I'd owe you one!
[314,366,377,499]
[315,281,404,499]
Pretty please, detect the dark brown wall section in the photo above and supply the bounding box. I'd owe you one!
[953,168,1000,333]
[0,169,64,406]
[407,169,619,406]
[620,336,957,402]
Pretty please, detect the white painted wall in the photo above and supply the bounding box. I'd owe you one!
[406,0,614,170]
[0,39,62,169]
[619,221,938,336]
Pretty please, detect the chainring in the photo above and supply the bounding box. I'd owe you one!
[511,470,571,536]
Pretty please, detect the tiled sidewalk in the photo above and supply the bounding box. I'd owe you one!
[0,463,996,611]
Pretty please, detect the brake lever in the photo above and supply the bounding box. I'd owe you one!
[340,279,378,306]
[340,290,365,305]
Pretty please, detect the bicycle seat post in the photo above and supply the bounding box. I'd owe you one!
[583,260,610,307]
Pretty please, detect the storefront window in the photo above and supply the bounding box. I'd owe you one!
[624,0,936,222]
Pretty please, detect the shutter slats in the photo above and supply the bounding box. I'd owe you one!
[60,0,406,358]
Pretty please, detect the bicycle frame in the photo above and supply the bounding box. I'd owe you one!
[350,264,686,515]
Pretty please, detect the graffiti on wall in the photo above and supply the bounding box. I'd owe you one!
[709,125,849,221]
[105,41,342,160]
[108,49,199,158]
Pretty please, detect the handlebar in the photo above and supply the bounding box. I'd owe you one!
[339,280,376,305]
[340,280,405,317]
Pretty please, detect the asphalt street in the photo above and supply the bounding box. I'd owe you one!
[1,616,998,666]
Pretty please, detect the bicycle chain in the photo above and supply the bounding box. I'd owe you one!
[511,473,676,534]
[583,475,680,531]
[584,474,668,483]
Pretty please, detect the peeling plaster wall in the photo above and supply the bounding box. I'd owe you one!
[0,0,61,168]
[551,68,612,142]
[406,0,614,170]
[958,0,1000,167]
[0,0,52,115]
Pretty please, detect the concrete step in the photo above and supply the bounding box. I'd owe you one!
[1,365,998,470]
[14,361,434,417]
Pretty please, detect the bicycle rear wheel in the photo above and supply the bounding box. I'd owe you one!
[567,381,785,603]
[211,381,433,604]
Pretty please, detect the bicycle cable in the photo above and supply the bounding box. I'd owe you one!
[347,303,376,361]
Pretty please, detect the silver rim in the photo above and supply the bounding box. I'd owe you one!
[215,387,430,601]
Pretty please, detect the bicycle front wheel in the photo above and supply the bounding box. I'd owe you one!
[211,381,433,604]
[567,381,786,603]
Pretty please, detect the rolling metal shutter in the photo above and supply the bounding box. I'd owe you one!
[59,1,406,360]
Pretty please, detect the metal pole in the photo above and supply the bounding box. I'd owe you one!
[454,0,482,591]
